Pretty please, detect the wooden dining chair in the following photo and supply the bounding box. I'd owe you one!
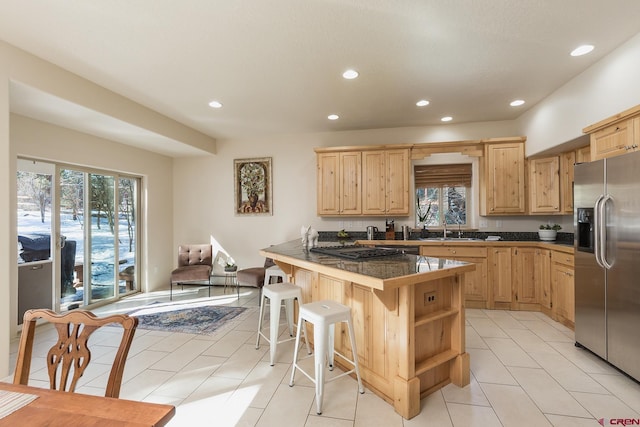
[13,308,138,398]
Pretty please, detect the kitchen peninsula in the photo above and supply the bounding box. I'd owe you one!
[260,240,475,419]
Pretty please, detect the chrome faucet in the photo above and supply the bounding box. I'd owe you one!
[443,220,449,238]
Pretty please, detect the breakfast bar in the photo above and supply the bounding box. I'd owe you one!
[260,240,475,419]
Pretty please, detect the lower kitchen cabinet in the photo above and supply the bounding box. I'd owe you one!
[420,246,489,309]
[488,247,512,309]
[512,247,550,310]
[417,243,574,328]
[551,252,575,328]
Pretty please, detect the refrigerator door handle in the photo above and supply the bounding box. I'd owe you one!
[600,194,613,270]
[594,194,605,268]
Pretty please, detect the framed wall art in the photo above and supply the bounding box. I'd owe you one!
[234,157,272,216]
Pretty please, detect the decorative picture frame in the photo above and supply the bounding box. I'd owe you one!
[234,157,273,216]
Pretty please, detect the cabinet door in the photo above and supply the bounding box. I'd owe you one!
[421,246,488,307]
[512,248,550,306]
[362,150,386,215]
[590,118,635,160]
[317,152,361,215]
[317,152,341,215]
[385,149,410,215]
[340,152,362,215]
[575,145,591,163]
[529,156,560,213]
[459,257,488,305]
[552,263,575,324]
[482,142,525,215]
[489,247,512,306]
[560,151,575,214]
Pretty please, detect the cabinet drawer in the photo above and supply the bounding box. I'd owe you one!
[421,246,487,258]
[552,251,574,266]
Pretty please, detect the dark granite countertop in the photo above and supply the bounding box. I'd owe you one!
[260,240,474,289]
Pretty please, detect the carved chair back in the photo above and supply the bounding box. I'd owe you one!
[14,308,138,398]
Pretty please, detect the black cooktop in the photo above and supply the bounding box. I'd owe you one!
[310,245,402,260]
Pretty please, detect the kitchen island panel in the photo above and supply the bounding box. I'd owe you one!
[262,241,471,419]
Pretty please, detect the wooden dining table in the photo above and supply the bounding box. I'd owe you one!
[0,382,175,426]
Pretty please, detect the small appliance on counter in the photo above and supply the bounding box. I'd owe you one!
[366,226,378,240]
[385,219,395,240]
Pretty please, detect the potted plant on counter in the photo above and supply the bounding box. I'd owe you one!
[538,223,562,241]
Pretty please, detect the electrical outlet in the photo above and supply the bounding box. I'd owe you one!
[424,292,436,304]
[495,220,503,228]
[479,218,488,228]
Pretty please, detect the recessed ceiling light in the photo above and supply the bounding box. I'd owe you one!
[570,44,594,57]
[441,116,453,122]
[208,100,223,108]
[510,99,525,107]
[328,114,339,120]
[342,69,359,79]
[416,100,430,107]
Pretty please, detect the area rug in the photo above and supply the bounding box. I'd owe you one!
[129,302,247,335]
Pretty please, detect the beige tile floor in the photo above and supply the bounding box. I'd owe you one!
[8,285,640,427]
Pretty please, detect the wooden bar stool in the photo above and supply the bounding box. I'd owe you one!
[289,300,364,415]
[256,282,309,366]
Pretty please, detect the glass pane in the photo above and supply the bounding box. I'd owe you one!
[416,187,440,227]
[443,186,467,225]
[59,169,85,310]
[17,171,52,263]
[89,174,116,304]
[118,177,137,293]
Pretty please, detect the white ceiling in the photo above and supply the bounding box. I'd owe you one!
[2,1,640,156]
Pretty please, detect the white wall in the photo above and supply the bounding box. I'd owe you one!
[12,114,175,299]
[0,60,12,379]
[173,120,525,269]
[0,41,200,378]
[519,33,640,156]
[173,33,640,269]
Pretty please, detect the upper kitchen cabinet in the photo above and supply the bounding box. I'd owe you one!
[575,145,591,163]
[316,151,362,215]
[480,138,526,215]
[362,149,410,216]
[584,104,640,161]
[529,156,560,213]
[316,146,410,217]
[560,150,576,213]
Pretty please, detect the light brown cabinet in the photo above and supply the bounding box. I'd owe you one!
[560,151,576,213]
[551,251,575,327]
[414,242,573,327]
[480,140,526,215]
[488,247,513,308]
[528,156,560,213]
[589,116,639,160]
[575,145,591,163]
[362,149,410,215]
[316,151,362,215]
[528,149,582,215]
[420,246,488,309]
[512,247,550,309]
[316,147,409,217]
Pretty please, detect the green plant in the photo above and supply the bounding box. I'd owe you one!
[239,162,266,197]
[539,223,562,231]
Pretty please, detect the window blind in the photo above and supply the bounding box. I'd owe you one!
[414,164,472,187]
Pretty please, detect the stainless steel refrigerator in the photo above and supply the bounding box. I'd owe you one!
[574,150,640,381]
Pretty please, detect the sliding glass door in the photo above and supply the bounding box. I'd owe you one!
[58,167,139,310]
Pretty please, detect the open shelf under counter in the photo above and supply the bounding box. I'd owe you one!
[414,307,459,327]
